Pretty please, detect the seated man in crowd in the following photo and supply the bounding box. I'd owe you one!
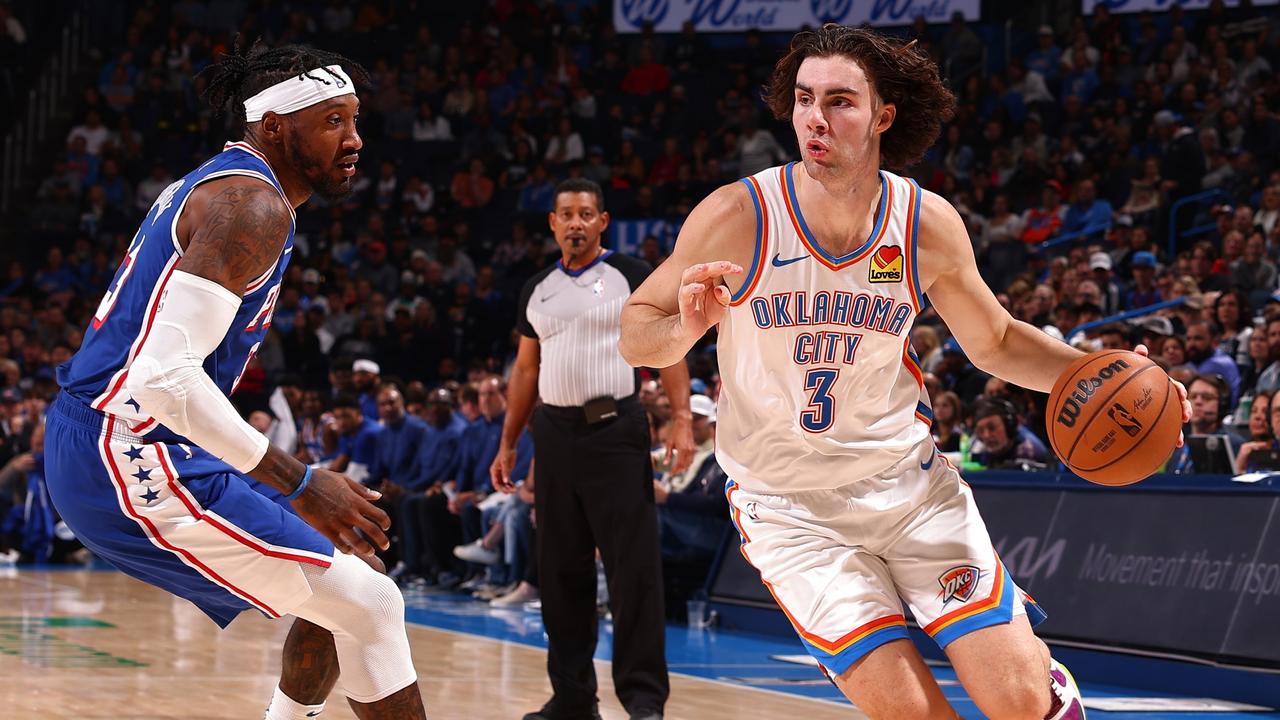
[653,394,729,610]
[365,384,430,569]
[449,376,532,593]
[966,398,1051,470]
[1172,374,1248,473]
[397,387,468,585]
[329,393,383,484]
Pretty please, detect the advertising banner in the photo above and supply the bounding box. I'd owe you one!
[976,489,1280,664]
[1082,0,1280,14]
[614,0,981,34]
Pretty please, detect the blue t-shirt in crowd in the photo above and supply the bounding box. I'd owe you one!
[1061,198,1113,235]
[358,392,379,422]
[369,413,429,488]
[338,417,382,470]
[414,415,469,490]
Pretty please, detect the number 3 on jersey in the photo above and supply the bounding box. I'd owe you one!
[801,368,839,433]
[92,230,146,330]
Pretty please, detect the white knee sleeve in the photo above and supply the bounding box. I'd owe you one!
[292,552,417,703]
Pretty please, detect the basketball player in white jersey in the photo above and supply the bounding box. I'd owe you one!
[620,25,1188,720]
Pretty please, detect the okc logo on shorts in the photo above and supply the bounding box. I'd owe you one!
[937,565,982,606]
[869,245,903,283]
[619,0,668,28]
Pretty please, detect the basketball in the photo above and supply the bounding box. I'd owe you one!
[1046,350,1182,486]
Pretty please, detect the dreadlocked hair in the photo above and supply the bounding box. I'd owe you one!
[199,37,369,137]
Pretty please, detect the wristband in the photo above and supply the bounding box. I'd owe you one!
[285,465,313,501]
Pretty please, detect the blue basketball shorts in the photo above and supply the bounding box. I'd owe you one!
[44,393,334,627]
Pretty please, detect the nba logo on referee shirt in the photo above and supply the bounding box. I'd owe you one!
[592,278,605,297]
[938,565,981,605]
[869,246,903,283]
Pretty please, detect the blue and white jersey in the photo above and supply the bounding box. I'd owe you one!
[58,142,295,442]
[716,163,930,492]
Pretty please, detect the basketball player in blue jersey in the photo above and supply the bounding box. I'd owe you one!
[45,42,426,720]
[621,26,1189,720]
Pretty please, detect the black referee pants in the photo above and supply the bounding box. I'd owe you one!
[533,398,669,715]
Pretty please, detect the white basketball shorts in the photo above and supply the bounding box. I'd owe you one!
[724,439,1045,677]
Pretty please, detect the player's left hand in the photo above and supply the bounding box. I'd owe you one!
[1133,343,1191,447]
[666,413,695,474]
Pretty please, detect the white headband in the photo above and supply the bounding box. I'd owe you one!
[243,64,356,122]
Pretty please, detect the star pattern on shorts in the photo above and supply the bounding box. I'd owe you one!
[140,487,160,504]
[132,467,152,482]
[123,445,145,462]
[124,396,141,413]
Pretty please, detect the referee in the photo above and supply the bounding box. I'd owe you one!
[491,179,693,720]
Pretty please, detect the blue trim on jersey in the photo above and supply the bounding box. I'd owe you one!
[732,178,765,303]
[784,162,887,266]
[908,178,927,311]
[930,563,1025,649]
[558,249,612,277]
[807,623,911,677]
[915,402,934,423]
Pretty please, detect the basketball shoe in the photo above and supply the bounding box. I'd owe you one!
[1047,658,1086,719]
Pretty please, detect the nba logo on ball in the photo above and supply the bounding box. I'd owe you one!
[938,565,981,606]
[869,246,903,283]
[1108,402,1143,437]
[1047,350,1182,486]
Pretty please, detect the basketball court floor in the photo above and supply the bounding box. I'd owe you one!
[3,567,1277,719]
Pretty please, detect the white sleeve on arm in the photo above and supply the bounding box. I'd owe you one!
[125,270,271,473]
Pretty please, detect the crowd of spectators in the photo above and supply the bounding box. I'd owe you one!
[2,2,1280,604]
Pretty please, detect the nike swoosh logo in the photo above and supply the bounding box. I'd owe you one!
[306,712,321,717]
[771,253,809,268]
[539,292,558,302]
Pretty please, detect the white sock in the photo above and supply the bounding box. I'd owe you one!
[264,686,326,720]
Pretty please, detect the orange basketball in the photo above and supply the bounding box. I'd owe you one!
[1045,350,1182,486]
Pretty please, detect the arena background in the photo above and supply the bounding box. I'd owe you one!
[1,0,1279,717]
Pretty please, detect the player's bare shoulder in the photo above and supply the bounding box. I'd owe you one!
[913,184,977,293]
[176,176,294,296]
[669,181,758,272]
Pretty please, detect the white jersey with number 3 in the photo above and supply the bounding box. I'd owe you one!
[716,163,931,493]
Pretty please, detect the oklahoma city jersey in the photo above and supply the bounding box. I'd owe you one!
[717,162,930,492]
[57,142,295,442]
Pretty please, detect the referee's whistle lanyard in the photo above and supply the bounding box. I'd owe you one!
[563,246,603,272]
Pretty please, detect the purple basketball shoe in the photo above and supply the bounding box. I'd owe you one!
[1047,658,1087,719]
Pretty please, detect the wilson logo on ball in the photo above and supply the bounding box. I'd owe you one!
[1055,358,1131,429]
[937,565,981,605]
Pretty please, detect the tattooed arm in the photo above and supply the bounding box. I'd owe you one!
[176,178,293,295]
[128,177,391,555]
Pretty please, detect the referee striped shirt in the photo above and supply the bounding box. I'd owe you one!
[516,250,652,407]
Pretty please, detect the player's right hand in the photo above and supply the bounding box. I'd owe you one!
[490,445,518,494]
[678,261,742,340]
[292,468,391,556]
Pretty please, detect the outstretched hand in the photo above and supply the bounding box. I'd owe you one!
[678,261,742,340]
[1133,343,1192,447]
[292,468,391,556]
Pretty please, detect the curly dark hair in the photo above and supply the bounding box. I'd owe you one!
[199,37,369,137]
[764,24,956,172]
